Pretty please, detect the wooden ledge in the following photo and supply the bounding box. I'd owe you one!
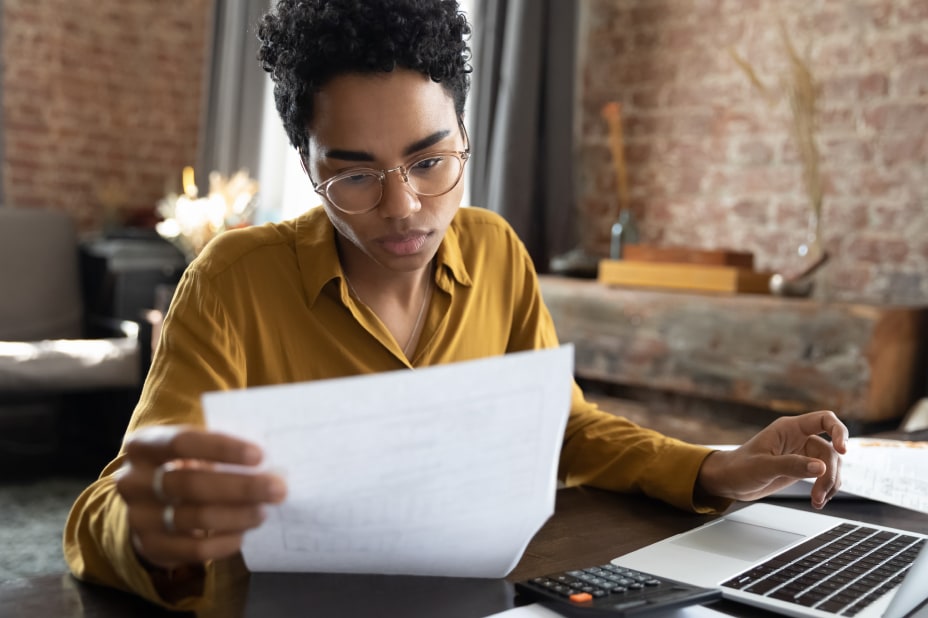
[539,275,928,424]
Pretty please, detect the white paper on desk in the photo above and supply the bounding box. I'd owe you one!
[203,345,574,576]
[839,437,928,514]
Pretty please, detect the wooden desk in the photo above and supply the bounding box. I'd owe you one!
[2,489,925,618]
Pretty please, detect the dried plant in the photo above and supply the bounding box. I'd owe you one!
[730,21,824,258]
[600,101,630,218]
[156,167,259,260]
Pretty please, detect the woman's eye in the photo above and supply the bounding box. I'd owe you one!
[413,156,444,171]
[341,172,377,186]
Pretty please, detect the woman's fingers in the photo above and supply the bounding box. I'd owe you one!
[124,426,264,468]
[132,530,247,567]
[115,426,287,570]
[118,464,287,506]
[128,502,268,536]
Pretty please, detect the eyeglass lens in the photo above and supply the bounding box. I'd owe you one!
[325,153,465,213]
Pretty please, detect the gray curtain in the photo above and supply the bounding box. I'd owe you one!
[0,0,5,206]
[470,0,578,270]
[197,0,272,180]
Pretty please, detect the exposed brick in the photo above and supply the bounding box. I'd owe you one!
[1,0,214,232]
[847,236,910,264]
[732,139,775,166]
[880,134,928,165]
[871,198,928,230]
[822,137,873,165]
[825,263,875,297]
[629,3,674,27]
[845,0,894,29]
[895,62,928,96]
[823,72,890,100]
[632,30,660,51]
[575,0,928,304]
[899,0,928,21]
[813,39,859,66]
[729,197,771,224]
[712,109,769,136]
[811,7,846,35]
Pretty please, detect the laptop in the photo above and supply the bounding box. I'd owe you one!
[612,503,928,618]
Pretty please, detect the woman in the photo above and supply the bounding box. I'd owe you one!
[64,0,846,610]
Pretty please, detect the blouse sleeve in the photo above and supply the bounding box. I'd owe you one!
[63,268,245,610]
[503,237,730,514]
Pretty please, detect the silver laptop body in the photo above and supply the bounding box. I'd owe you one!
[613,503,928,618]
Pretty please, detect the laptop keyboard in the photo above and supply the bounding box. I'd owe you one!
[722,523,925,617]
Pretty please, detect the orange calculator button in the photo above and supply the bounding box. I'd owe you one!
[569,592,593,603]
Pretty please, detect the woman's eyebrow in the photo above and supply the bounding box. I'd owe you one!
[402,129,452,156]
[322,129,453,162]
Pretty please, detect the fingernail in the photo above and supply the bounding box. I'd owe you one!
[268,477,287,501]
[244,444,263,463]
[807,461,824,476]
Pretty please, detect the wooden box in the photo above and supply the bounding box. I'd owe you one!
[598,259,772,295]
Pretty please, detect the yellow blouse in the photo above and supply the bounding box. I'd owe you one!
[64,206,723,610]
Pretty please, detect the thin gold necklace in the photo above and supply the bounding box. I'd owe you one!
[343,264,433,358]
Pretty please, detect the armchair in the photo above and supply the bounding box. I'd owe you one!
[0,207,143,476]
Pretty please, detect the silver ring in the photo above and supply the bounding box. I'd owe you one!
[162,504,176,534]
[152,465,169,503]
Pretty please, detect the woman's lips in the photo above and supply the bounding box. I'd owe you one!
[378,231,431,256]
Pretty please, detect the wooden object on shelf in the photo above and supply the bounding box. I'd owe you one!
[598,259,773,295]
[540,275,928,425]
[622,245,755,269]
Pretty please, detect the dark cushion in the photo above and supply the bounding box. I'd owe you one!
[0,208,83,340]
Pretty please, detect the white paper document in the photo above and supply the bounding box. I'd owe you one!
[203,345,574,576]
[840,437,928,514]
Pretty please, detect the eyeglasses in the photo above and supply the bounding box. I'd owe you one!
[307,128,471,215]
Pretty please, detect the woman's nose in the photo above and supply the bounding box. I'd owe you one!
[377,168,421,218]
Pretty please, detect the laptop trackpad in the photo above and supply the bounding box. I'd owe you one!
[671,519,804,562]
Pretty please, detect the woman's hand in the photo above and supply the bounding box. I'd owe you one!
[697,410,848,509]
[116,425,288,571]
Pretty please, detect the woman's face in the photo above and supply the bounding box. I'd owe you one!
[304,69,466,275]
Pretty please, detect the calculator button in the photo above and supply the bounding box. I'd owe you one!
[569,592,593,603]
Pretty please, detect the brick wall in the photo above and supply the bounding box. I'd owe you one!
[577,0,928,304]
[1,0,214,233]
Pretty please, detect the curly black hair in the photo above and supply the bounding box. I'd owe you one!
[257,0,472,154]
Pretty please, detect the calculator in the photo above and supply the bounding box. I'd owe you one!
[514,562,721,616]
